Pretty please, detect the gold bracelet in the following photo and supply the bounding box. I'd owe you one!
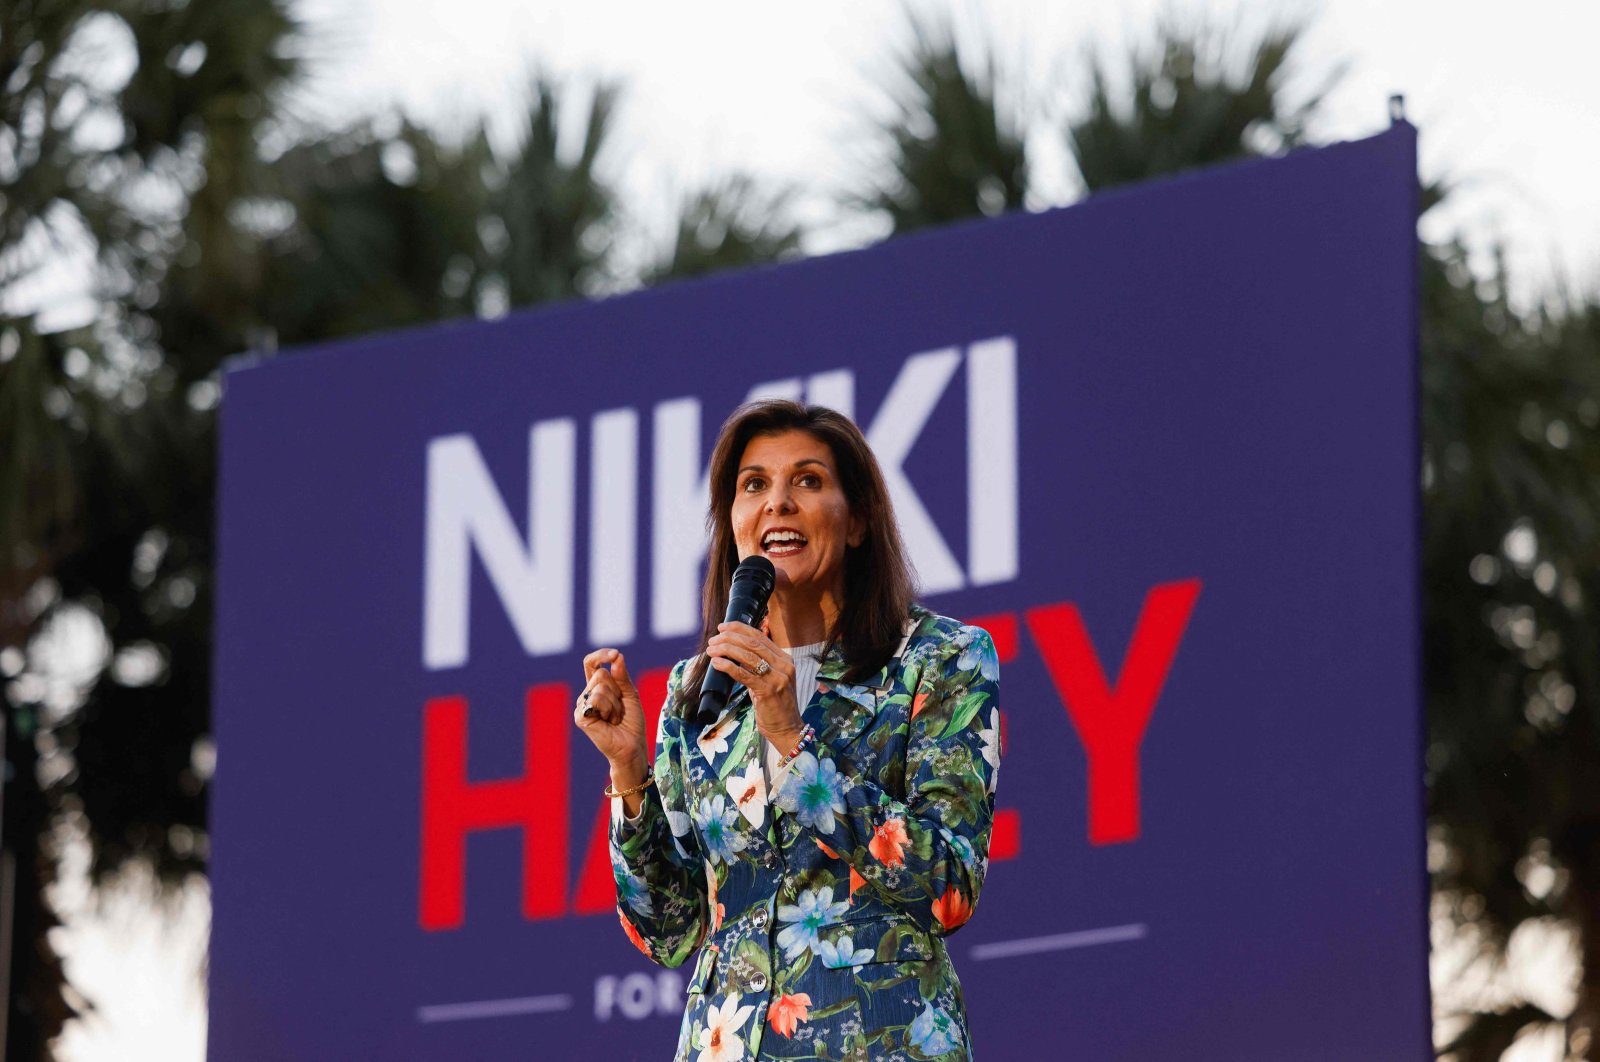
[604,773,655,799]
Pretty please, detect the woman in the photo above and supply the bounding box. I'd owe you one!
[575,400,1001,1061]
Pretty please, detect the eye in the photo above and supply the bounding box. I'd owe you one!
[741,476,766,493]
[797,472,823,488]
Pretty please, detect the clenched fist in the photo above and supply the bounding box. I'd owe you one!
[574,648,651,815]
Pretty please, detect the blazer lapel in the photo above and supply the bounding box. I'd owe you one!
[695,682,759,781]
[702,612,925,812]
[805,622,915,748]
[693,683,772,832]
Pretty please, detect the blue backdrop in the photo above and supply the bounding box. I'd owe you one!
[211,122,1427,1059]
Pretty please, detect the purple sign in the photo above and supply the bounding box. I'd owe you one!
[211,123,1426,1059]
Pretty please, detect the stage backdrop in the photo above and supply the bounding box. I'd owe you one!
[211,122,1427,1060]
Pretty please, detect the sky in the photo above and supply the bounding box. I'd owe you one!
[290,0,1600,306]
[48,0,1599,1058]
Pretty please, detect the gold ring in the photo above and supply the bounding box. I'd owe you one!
[754,659,771,676]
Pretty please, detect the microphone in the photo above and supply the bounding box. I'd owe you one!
[697,555,777,724]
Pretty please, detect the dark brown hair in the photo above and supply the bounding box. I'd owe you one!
[679,399,918,711]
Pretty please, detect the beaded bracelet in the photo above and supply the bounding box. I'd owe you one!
[774,724,816,773]
[604,774,655,799]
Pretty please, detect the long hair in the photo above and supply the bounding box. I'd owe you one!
[679,400,918,712]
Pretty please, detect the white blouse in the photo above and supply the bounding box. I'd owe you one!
[761,640,827,786]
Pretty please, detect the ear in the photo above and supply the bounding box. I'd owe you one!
[847,512,866,548]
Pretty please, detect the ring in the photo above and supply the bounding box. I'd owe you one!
[753,659,771,676]
[578,691,595,717]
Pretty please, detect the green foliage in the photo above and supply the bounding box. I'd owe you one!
[736,934,772,978]
[868,12,1600,1054]
[940,689,989,739]
[1421,238,1600,1055]
[1437,1002,1564,1060]
[647,175,804,284]
[860,10,1027,234]
[496,78,619,305]
[1069,15,1341,193]
[1,2,305,1053]
[159,75,620,364]
[248,118,496,342]
[0,323,86,583]
[2,6,808,1051]
[4,5,1598,1057]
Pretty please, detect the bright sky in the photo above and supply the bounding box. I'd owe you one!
[294,0,1600,305]
[51,1,1598,1058]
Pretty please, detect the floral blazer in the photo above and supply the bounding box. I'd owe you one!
[609,606,1001,1062]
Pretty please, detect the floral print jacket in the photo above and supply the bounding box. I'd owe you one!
[610,606,1001,1061]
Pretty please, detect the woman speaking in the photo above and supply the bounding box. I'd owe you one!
[575,400,1001,1061]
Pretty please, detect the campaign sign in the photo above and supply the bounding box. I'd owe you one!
[210,124,1427,1059]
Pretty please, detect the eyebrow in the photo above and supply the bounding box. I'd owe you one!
[737,458,830,475]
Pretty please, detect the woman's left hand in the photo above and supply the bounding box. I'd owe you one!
[706,621,805,749]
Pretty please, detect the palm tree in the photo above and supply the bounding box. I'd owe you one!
[54,75,628,943]
[2,3,302,1056]
[1422,240,1600,1058]
[1068,14,1342,193]
[494,78,620,306]
[858,10,1028,234]
[862,11,1600,1056]
[645,175,805,284]
[3,3,813,1045]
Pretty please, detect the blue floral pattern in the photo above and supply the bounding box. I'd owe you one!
[772,752,847,834]
[776,886,850,960]
[610,607,1000,1060]
[909,1002,962,1057]
[612,856,653,918]
[696,794,750,866]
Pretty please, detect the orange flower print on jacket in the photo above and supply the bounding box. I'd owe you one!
[618,908,652,958]
[815,837,867,901]
[610,607,1000,1061]
[767,993,811,1038]
[868,817,911,865]
[932,887,974,932]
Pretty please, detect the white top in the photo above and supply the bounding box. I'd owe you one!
[762,640,827,786]
[616,640,828,829]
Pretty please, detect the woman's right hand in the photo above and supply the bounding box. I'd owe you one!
[574,648,649,784]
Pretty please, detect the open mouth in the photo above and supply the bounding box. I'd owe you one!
[761,529,808,557]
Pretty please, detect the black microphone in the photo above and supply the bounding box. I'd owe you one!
[697,555,777,724]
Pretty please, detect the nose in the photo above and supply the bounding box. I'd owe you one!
[765,482,797,513]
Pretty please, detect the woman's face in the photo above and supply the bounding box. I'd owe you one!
[730,429,864,597]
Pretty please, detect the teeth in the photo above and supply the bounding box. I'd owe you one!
[762,530,806,549]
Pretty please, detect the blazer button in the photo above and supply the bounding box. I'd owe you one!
[749,973,768,993]
[763,851,782,870]
[751,907,768,929]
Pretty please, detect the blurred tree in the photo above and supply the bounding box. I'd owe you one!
[1068,15,1341,193]
[494,79,618,307]
[2,1,301,1056]
[1423,243,1600,1059]
[860,10,1028,234]
[2,6,804,1052]
[18,4,1595,1058]
[249,116,495,342]
[645,174,804,284]
[871,11,1600,1058]
[57,72,622,912]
